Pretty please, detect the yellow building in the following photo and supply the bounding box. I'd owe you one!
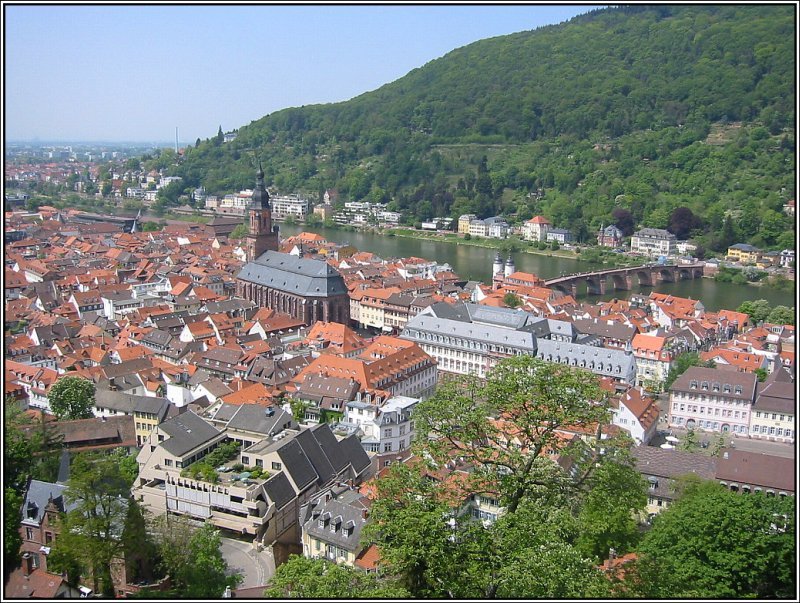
[458,214,477,234]
[726,243,761,264]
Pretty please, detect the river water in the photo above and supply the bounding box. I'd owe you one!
[280,225,795,312]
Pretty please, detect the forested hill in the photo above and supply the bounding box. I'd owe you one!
[164,4,795,253]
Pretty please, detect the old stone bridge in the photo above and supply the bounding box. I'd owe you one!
[544,262,706,297]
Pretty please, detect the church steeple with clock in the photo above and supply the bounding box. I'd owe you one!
[245,162,280,260]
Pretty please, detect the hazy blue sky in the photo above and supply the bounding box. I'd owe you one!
[5,4,602,144]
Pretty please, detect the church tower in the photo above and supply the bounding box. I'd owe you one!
[245,162,280,261]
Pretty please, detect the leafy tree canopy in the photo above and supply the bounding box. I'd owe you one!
[48,376,95,420]
[264,555,408,598]
[630,481,795,598]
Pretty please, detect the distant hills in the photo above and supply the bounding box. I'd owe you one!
[166,5,795,253]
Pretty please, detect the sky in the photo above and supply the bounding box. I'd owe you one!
[4,4,603,144]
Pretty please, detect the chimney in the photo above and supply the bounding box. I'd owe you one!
[22,552,33,577]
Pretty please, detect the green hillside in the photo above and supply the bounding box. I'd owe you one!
[165,5,795,253]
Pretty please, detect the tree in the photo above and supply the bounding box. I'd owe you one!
[503,292,522,308]
[61,452,131,595]
[766,305,794,326]
[4,488,23,578]
[264,555,408,598]
[48,376,95,420]
[664,352,711,391]
[121,498,159,585]
[110,447,140,487]
[576,453,647,560]
[632,481,795,598]
[737,299,772,324]
[177,524,241,598]
[229,223,248,239]
[612,208,635,236]
[680,427,698,451]
[667,206,702,239]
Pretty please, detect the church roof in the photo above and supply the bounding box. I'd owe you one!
[236,250,348,298]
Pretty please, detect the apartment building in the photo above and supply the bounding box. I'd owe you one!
[667,367,757,436]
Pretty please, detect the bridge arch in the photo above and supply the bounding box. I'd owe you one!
[658,268,675,283]
[678,268,692,280]
[634,269,653,287]
[585,276,604,295]
[610,273,630,291]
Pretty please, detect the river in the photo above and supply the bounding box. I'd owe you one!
[280,224,795,312]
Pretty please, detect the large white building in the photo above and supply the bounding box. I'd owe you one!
[630,228,677,257]
[400,302,637,383]
[270,195,311,221]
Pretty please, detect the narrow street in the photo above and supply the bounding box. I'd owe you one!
[219,536,276,591]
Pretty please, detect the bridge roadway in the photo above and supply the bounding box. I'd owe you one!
[543,262,706,296]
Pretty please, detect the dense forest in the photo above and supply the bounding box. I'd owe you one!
[162,5,794,253]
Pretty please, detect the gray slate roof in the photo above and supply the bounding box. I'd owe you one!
[277,438,319,491]
[294,428,336,486]
[310,424,350,474]
[535,339,637,381]
[159,410,222,457]
[572,318,637,342]
[338,434,372,476]
[302,488,369,552]
[94,389,169,418]
[21,480,76,526]
[236,250,348,297]
[263,471,296,510]
[402,312,538,352]
[226,406,297,437]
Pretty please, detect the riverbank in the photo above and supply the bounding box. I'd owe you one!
[385,227,649,269]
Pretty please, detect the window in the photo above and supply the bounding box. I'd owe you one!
[255,459,263,468]
[383,428,392,438]
[383,443,392,452]
[241,456,250,465]
[25,527,34,540]
[164,458,172,467]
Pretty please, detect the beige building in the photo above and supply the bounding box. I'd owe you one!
[133,411,372,545]
[748,366,794,443]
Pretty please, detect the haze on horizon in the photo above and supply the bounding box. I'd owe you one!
[4,4,601,145]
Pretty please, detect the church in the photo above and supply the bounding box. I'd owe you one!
[235,165,350,326]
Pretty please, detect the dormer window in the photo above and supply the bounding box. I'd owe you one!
[734,385,743,394]
[690,380,698,389]
[701,381,709,390]
[723,384,731,393]
[712,382,720,392]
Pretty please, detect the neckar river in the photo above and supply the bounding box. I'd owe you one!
[280,225,795,312]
